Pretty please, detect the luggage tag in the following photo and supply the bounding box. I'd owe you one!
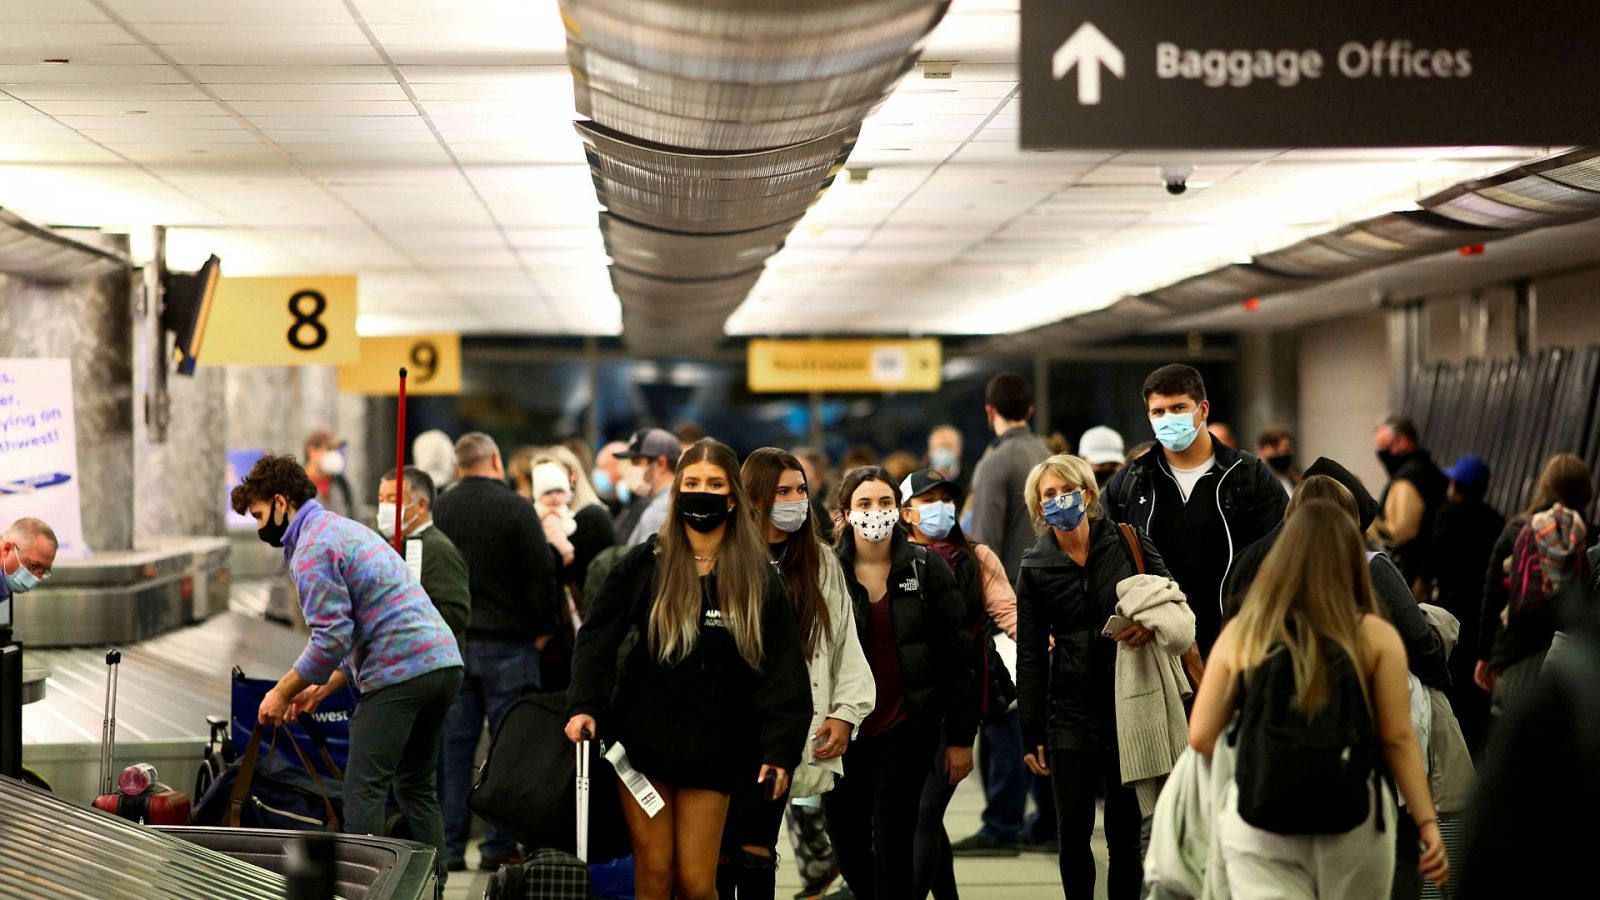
[604,742,665,818]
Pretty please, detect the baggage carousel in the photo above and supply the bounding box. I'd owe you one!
[21,602,309,802]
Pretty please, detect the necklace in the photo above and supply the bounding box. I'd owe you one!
[693,555,717,563]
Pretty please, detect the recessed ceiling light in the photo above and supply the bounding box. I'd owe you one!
[40,58,69,65]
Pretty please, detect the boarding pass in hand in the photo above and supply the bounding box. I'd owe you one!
[604,742,665,818]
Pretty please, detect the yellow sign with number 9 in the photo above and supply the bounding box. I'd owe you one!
[337,333,462,395]
[201,275,359,365]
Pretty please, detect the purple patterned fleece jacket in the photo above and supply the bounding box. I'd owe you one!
[283,500,462,693]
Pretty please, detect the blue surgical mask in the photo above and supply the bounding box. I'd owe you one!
[4,546,38,594]
[1152,412,1200,453]
[930,447,959,475]
[592,469,613,496]
[1042,491,1086,531]
[915,501,957,540]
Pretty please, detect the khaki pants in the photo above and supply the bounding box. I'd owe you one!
[1218,781,1396,900]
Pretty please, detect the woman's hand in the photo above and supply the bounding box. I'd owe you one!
[758,765,790,800]
[1474,660,1497,693]
[944,746,975,785]
[1023,745,1051,777]
[1417,819,1449,887]
[812,718,852,761]
[258,687,293,726]
[564,714,597,744]
[1114,622,1155,647]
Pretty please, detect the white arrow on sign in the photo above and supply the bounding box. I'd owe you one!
[1051,22,1124,105]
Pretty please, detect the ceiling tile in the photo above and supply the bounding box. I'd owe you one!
[161,45,383,66]
[211,83,408,101]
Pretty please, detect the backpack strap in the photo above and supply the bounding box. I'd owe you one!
[1116,523,1146,575]
[910,544,927,595]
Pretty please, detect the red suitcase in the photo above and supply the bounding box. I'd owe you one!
[91,649,192,825]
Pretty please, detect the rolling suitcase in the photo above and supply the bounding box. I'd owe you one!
[90,649,193,825]
[484,736,597,900]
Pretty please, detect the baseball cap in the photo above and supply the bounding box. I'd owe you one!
[624,428,680,463]
[1078,426,1125,466]
[1442,454,1490,488]
[900,468,964,506]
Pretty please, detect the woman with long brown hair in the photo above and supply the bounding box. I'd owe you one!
[827,465,976,900]
[1189,500,1447,898]
[566,439,811,900]
[725,448,875,900]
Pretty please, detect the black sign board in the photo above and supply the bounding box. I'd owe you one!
[1022,1,1600,148]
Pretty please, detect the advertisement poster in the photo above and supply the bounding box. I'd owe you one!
[0,358,88,558]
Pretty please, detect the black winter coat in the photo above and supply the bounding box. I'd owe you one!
[1016,519,1170,753]
[566,540,812,791]
[837,530,978,748]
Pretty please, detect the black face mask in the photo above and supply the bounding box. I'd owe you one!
[257,500,290,547]
[1264,454,1294,474]
[1377,449,1401,474]
[677,491,733,534]
[1093,467,1117,488]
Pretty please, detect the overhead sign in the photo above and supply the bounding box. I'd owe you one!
[1022,1,1600,148]
[0,359,87,559]
[748,339,942,393]
[201,275,358,365]
[337,334,462,395]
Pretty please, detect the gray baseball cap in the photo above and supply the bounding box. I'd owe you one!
[624,428,680,463]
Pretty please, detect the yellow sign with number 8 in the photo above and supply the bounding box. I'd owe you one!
[201,275,359,366]
[337,333,462,396]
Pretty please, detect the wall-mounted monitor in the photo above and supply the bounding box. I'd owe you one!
[159,254,221,376]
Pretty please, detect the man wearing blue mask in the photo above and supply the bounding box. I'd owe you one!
[925,424,969,496]
[1102,364,1286,656]
[1,518,57,640]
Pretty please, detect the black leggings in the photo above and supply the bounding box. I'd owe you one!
[913,739,959,900]
[1049,747,1142,900]
[718,768,790,900]
[823,723,941,900]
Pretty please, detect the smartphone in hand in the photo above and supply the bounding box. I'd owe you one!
[760,769,781,801]
[1101,614,1139,639]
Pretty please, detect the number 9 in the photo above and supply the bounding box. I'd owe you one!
[410,341,438,383]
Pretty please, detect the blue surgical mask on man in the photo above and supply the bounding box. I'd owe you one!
[1152,411,1201,453]
[915,501,957,540]
[3,544,39,594]
[930,447,959,475]
[1042,491,1087,531]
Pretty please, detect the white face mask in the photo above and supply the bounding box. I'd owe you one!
[769,499,810,534]
[319,449,346,477]
[848,507,900,543]
[376,501,417,536]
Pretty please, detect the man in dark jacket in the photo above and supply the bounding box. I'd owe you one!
[1373,415,1449,595]
[378,466,471,648]
[1102,364,1286,656]
[955,372,1054,857]
[432,432,559,872]
[1222,457,1452,692]
[1423,455,1504,752]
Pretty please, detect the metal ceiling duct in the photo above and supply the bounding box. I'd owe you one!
[591,152,841,201]
[593,175,830,233]
[575,0,943,40]
[0,210,131,282]
[576,121,858,181]
[560,0,947,83]
[1253,238,1376,278]
[610,265,766,309]
[600,213,796,280]
[1356,209,1496,250]
[1145,264,1309,310]
[574,80,890,152]
[572,44,913,124]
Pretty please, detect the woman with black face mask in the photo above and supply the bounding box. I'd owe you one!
[567,438,811,900]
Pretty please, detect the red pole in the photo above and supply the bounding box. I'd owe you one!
[394,366,408,553]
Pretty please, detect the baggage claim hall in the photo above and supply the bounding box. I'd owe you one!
[1,1,1597,898]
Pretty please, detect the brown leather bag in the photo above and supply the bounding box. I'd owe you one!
[1117,523,1206,693]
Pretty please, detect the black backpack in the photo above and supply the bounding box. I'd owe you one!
[1228,641,1385,835]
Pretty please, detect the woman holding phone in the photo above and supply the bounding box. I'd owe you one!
[566,439,811,900]
[1015,454,1172,900]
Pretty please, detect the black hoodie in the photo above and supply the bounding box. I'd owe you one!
[1222,457,1451,690]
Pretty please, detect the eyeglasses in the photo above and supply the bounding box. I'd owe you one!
[7,545,51,580]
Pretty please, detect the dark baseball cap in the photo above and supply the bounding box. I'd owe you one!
[624,428,680,463]
[1443,454,1490,488]
[899,468,964,506]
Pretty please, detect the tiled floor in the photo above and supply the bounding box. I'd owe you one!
[443,775,1101,899]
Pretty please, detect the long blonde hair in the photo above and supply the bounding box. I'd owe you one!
[536,445,605,511]
[1233,500,1381,714]
[650,439,770,668]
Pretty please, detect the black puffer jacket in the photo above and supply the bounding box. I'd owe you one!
[837,530,978,748]
[1016,518,1170,753]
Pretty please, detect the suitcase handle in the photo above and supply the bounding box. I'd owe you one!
[227,723,342,832]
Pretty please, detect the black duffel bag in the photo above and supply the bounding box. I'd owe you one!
[469,690,631,864]
[192,722,343,831]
